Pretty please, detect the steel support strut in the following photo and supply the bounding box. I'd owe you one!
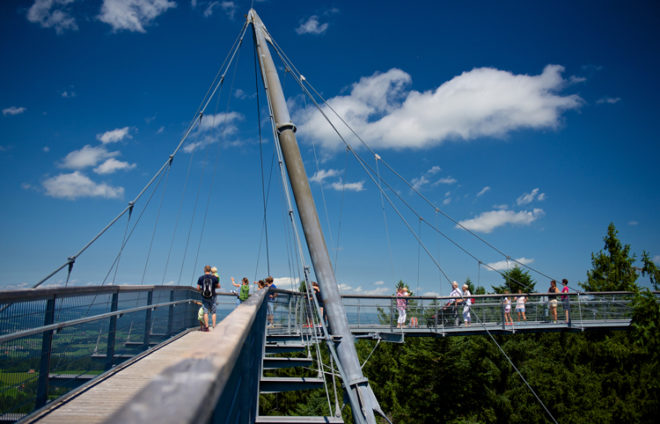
[248,9,382,424]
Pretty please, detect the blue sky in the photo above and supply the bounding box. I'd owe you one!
[1,0,659,295]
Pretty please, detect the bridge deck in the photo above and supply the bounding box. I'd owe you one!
[24,329,205,423]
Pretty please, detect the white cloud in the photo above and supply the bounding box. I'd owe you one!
[156,126,164,134]
[43,146,50,152]
[198,111,242,131]
[458,208,545,233]
[516,188,545,205]
[3,106,26,116]
[435,177,457,185]
[61,90,76,98]
[27,0,78,34]
[296,65,582,151]
[373,281,384,286]
[94,158,136,174]
[596,97,621,105]
[203,1,219,17]
[443,197,451,205]
[310,169,340,183]
[423,291,441,297]
[43,171,124,200]
[184,112,243,152]
[484,257,534,271]
[98,0,176,33]
[338,282,389,295]
[97,126,132,144]
[60,145,119,170]
[628,220,638,226]
[330,181,364,192]
[296,15,329,35]
[274,277,298,291]
[220,1,236,19]
[412,166,443,190]
[476,186,490,197]
[653,256,660,264]
[411,175,429,191]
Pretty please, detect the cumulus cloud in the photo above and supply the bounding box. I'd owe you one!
[296,65,582,151]
[274,276,298,291]
[476,186,490,197]
[3,106,26,116]
[458,208,545,233]
[654,256,660,264]
[98,0,176,33]
[484,257,534,271]
[628,220,638,226]
[94,158,136,174]
[330,181,364,192]
[97,126,132,144]
[198,112,242,131]
[310,169,340,183]
[516,188,545,205]
[296,15,329,35]
[43,171,124,200]
[184,112,243,152]
[27,0,78,34]
[60,145,119,170]
[61,90,76,98]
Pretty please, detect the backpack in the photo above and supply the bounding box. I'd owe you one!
[201,276,213,299]
[239,284,250,301]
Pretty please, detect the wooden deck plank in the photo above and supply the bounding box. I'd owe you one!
[28,330,211,423]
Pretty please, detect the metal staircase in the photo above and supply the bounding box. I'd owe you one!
[256,328,343,424]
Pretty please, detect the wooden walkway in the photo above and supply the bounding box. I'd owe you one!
[23,329,207,423]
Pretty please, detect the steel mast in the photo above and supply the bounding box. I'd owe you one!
[248,9,383,424]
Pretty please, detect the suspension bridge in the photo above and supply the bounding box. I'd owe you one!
[0,8,654,424]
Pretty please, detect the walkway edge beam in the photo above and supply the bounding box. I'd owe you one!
[104,289,267,424]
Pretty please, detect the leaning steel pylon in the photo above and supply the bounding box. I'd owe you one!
[248,9,384,424]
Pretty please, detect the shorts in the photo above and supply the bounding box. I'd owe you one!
[549,299,558,308]
[563,299,570,310]
[515,307,525,313]
[202,297,217,315]
[504,306,511,313]
[267,301,274,315]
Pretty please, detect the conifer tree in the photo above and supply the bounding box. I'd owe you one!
[581,223,638,291]
[493,266,536,293]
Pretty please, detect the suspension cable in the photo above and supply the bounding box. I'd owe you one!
[270,35,560,285]
[265,35,559,421]
[33,22,250,289]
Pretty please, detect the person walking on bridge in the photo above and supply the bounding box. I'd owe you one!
[197,265,220,331]
[548,280,560,323]
[462,284,472,327]
[449,281,463,326]
[561,279,570,324]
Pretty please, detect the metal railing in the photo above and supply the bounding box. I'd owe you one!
[106,289,268,424]
[340,291,645,332]
[0,287,650,422]
[0,286,238,419]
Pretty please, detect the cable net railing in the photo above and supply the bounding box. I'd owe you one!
[340,292,642,333]
[0,286,238,420]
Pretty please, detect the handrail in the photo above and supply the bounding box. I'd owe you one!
[0,299,194,344]
[0,285,242,302]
